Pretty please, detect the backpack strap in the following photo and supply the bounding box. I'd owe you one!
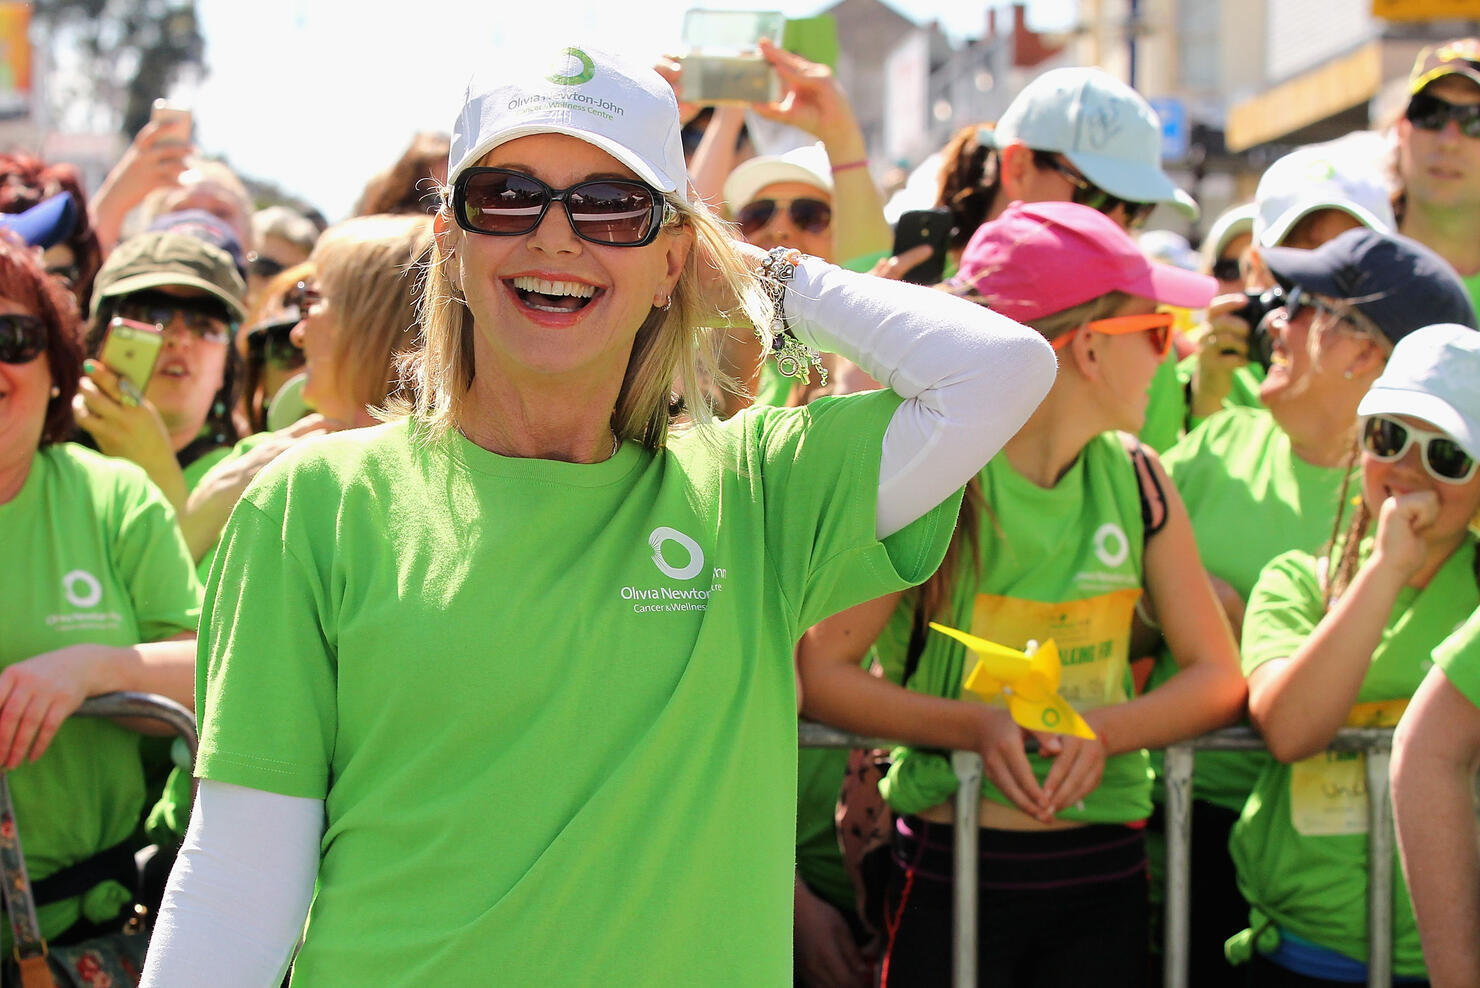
[1120,434,1168,539]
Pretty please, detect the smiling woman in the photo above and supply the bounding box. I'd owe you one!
[141,44,1057,987]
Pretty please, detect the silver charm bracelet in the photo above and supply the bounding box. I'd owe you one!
[755,246,827,386]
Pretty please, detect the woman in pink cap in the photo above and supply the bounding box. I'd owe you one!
[798,200,1245,987]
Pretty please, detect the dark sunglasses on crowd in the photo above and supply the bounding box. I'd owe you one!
[1282,286,1370,337]
[1362,414,1477,484]
[734,197,833,238]
[1039,155,1157,230]
[452,167,676,247]
[1405,91,1480,139]
[46,263,81,289]
[114,290,234,344]
[0,312,45,364]
[285,280,322,316]
[246,320,306,368]
[246,252,286,280]
[1210,257,1242,283]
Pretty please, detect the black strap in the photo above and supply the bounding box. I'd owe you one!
[901,603,931,689]
[29,839,137,908]
[1124,438,1168,538]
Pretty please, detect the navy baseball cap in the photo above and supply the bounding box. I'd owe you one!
[146,208,247,277]
[1260,228,1476,345]
[0,191,78,249]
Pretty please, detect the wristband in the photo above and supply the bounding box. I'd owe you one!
[755,247,826,385]
[830,158,869,174]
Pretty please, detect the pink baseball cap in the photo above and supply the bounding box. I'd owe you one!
[952,200,1216,323]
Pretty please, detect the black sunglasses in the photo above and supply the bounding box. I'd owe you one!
[1283,286,1369,337]
[114,290,234,344]
[1405,91,1480,139]
[1039,154,1157,229]
[285,280,322,315]
[246,252,286,280]
[1210,257,1242,283]
[246,321,305,367]
[735,197,832,238]
[0,313,45,364]
[1363,415,1477,483]
[452,167,675,247]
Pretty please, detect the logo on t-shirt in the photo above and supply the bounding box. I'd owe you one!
[1092,524,1129,568]
[620,526,727,615]
[62,569,103,608]
[45,567,122,632]
[649,526,704,580]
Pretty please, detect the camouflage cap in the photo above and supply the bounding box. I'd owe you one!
[91,231,247,321]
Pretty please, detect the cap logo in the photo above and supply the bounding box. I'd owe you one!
[1436,40,1480,66]
[548,47,595,86]
[1083,103,1124,150]
[1303,159,1337,182]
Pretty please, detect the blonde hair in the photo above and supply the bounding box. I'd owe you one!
[403,192,771,449]
[312,213,433,415]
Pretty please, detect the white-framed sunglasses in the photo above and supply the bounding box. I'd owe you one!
[1361,414,1478,484]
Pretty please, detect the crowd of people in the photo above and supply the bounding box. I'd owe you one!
[7,29,1480,988]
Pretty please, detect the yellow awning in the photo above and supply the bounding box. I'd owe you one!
[1227,42,1382,152]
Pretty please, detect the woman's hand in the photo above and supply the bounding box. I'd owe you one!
[651,56,701,127]
[0,645,101,768]
[794,878,872,988]
[751,39,858,148]
[971,706,1051,821]
[91,119,194,250]
[74,359,177,466]
[1189,294,1254,419]
[868,245,934,283]
[1036,720,1108,817]
[1372,490,1440,581]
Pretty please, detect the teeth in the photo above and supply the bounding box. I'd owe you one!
[512,276,596,298]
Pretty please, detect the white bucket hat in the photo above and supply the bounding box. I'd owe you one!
[448,45,688,203]
[982,67,1199,219]
[1358,323,1480,460]
[722,143,834,211]
[1253,137,1395,248]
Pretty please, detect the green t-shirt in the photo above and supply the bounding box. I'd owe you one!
[1149,408,1354,809]
[0,443,200,944]
[880,432,1151,822]
[1231,544,1479,977]
[180,443,231,491]
[1435,605,1480,707]
[196,392,959,986]
[1463,270,1480,321]
[795,746,853,910]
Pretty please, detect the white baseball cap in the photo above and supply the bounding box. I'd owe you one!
[722,143,834,211]
[448,45,688,202]
[1253,138,1395,248]
[1200,202,1256,270]
[1358,323,1480,460]
[982,67,1198,219]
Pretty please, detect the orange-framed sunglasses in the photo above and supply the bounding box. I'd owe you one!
[1049,311,1176,358]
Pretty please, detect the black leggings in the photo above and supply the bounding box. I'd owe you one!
[880,814,1149,988]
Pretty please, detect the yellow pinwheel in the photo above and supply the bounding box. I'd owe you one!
[929,623,1097,740]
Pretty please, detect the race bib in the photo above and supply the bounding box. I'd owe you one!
[1289,698,1407,837]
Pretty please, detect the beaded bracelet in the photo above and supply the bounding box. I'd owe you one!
[755,246,827,385]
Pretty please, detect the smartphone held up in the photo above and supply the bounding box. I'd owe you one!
[98,317,165,401]
[676,9,784,105]
[890,208,952,285]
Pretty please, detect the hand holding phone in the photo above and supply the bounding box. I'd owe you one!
[149,99,193,148]
[890,208,952,285]
[98,317,165,401]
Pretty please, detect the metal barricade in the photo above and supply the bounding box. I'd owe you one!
[803,721,1402,988]
[1161,726,1396,988]
[798,721,984,987]
[75,690,199,763]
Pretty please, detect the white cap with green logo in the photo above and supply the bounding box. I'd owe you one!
[448,45,689,203]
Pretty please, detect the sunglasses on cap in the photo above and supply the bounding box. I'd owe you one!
[246,320,305,368]
[114,290,233,344]
[1282,286,1372,338]
[734,197,832,238]
[452,168,676,247]
[1362,415,1477,484]
[1405,91,1480,139]
[0,313,45,364]
[1050,311,1176,358]
[1040,156,1157,230]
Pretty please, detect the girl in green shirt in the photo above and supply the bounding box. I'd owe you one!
[1236,322,1480,984]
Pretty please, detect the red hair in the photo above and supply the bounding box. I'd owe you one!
[0,153,104,310]
[0,233,85,443]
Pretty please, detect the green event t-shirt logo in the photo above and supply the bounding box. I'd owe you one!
[548,48,595,86]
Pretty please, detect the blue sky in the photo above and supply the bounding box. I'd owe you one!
[187,0,1077,220]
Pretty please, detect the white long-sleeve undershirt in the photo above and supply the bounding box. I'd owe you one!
[141,258,1054,987]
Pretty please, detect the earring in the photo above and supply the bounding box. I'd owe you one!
[49,384,60,398]
[661,296,673,311]
[1343,369,1354,380]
